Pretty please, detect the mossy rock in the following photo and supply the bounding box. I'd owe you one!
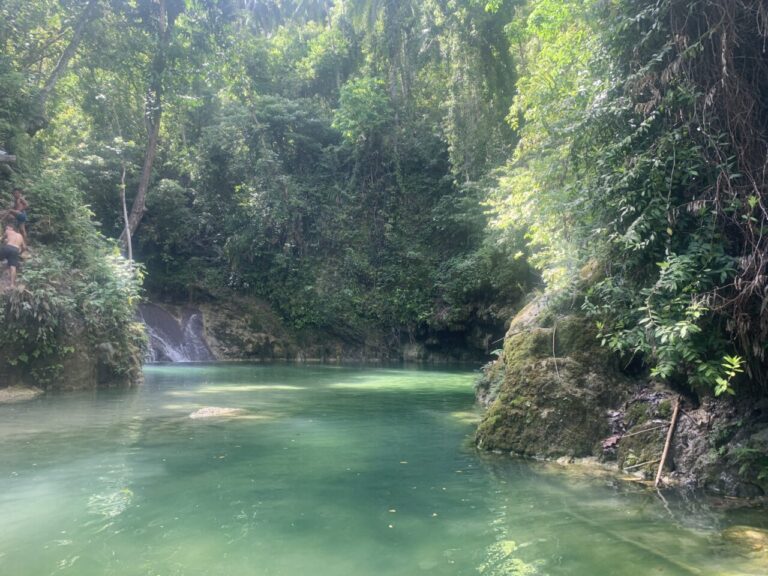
[477,293,634,460]
[502,313,609,369]
[200,298,294,360]
[507,297,553,332]
[197,296,397,362]
[554,315,611,363]
[476,357,629,457]
[502,327,553,369]
[475,358,506,407]
[657,399,673,419]
[625,402,652,427]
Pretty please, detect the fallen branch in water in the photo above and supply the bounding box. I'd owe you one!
[624,458,661,471]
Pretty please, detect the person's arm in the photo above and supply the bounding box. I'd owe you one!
[20,196,29,210]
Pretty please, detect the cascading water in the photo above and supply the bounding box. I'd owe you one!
[138,303,215,362]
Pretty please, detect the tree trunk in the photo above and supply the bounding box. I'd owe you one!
[120,164,132,262]
[119,0,169,251]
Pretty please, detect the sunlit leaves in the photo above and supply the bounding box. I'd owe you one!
[333,76,393,142]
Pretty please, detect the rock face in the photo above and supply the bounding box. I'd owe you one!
[199,296,395,361]
[672,397,768,497]
[139,297,368,362]
[144,296,472,363]
[475,299,634,457]
[0,320,143,392]
[476,294,768,497]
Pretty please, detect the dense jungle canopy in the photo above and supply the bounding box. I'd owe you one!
[1,0,767,396]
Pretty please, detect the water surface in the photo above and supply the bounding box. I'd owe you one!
[0,364,765,575]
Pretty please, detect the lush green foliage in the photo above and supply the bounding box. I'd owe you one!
[491,0,768,394]
[0,1,145,383]
[4,0,766,392]
[1,0,531,352]
[0,168,144,383]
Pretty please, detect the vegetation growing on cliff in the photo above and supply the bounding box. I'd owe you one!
[2,0,767,394]
[0,9,144,385]
[490,0,768,395]
[3,0,535,358]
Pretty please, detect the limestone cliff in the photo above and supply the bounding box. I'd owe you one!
[144,294,484,363]
[0,314,143,391]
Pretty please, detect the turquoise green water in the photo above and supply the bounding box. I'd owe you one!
[0,364,766,576]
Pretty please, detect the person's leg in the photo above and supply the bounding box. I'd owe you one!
[0,247,7,283]
[8,264,15,286]
[16,213,27,240]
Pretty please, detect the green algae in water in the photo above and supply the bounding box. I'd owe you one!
[0,364,766,576]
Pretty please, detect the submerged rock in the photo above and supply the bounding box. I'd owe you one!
[189,406,246,419]
[721,525,768,555]
[0,385,43,404]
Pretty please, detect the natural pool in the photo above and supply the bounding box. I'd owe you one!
[0,364,766,576]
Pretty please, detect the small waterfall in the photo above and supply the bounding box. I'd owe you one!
[138,303,215,362]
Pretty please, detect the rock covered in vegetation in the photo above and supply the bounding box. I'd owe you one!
[200,296,395,361]
[476,295,768,496]
[0,171,145,392]
[0,271,144,391]
[475,297,635,457]
[145,296,477,363]
[0,320,144,391]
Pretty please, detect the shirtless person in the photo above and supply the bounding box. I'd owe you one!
[0,222,25,286]
[8,188,29,239]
